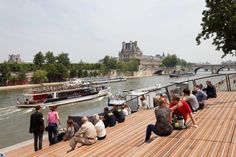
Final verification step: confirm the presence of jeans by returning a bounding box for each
[145,124,158,141]
[34,132,43,151]
[48,123,58,145]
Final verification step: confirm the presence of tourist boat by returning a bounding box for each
[81,76,127,84]
[169,71,195,78]
[108,83,161,111]
[17,85,110,108]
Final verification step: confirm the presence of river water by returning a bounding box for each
[0,72,229,149]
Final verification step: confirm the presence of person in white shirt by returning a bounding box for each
[183,88,199,112]
[93,114,106,140]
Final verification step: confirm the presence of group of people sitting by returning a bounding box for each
[145,80,217,143]
[30,80,217,152]
[66,104,131,153]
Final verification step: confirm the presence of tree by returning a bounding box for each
[43,64,57,82]
[177,59,187,67]
[8,75,18,85]
[100,55,118,70]
[0,62,10,85]
[54,63,69,81]
[77,69,83,78]
[162,54,178,67]
[69,67,77,78]
[45,51,56,64]
[33,52,45,68]
[196,0,236,57]
[0,62,10,78]
[57,53,70,67]
[31,70,48,84]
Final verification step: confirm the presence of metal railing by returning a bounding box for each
[125,73,236,112]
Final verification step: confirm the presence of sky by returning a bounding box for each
[0,0,235,64]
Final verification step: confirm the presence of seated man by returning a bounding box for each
[93,114,107,140]
[67,116,97,153]
[102,107,116,127]
[145,97,174,142]
[112,106,125,123]
[182,88,199,112]
[194,85,207,109]
[169,94,198,128]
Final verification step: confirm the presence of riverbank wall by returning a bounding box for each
[0,82,64,91]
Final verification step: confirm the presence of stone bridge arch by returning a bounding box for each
[215,66,225,74]
[194,67,211,74]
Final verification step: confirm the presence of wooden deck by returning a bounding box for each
[4,91,236,157]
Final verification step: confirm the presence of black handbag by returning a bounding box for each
[45,126,48,131]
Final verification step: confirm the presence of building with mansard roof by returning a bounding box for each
[118,41,163,70]
[8,54,22,63]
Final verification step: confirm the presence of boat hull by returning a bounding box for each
[17,90,109,108]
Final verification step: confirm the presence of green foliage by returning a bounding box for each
[8,75,18,84]
[100,56,118,70]
[0,62,10,77]
[77,69,83,78]
[31,70,48,84]
[162,54,188,67]
[54,63,69,81]
[33,51,45,68]
[178,59,187,67]
[69,67,77,78]
[57,53,70,67]
[43,63,69,82]
[43,64,57,82]
[18,72,27,81]
[118,59,139,72]
[45,51,56,64]
[162,54,178,67]
[196,0,236,57]
[82,70,88,77]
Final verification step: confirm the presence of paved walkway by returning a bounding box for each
[4,91,236,157]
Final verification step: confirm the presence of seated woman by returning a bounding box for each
[57,119,75,142]
[145,97,173,143]
[203,80,217,99]
[102,107,116,127]
[121,103,131,116]
[169,94,198,128]
[93,114,106,140]
[140,95,148,109]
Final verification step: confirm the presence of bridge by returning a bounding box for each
[153,64,236,74]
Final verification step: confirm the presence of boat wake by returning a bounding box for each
[0,107,21,117]
[23,108,33,113]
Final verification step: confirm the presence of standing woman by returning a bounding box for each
[47,105,61,145]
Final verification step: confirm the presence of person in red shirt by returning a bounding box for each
[169,94,198,128]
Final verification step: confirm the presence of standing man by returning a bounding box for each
[29,105,45,151]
